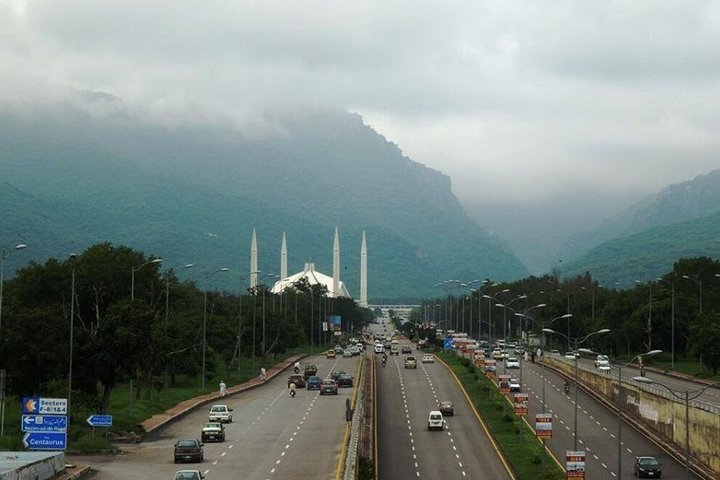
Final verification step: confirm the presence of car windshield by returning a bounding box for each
[177,439,197,447]
[639,458,659,466]
[430,414,442,420]
[322,380,335,385]
[204,423,220,429]
[210,406,226,412]
[175,473,200,480]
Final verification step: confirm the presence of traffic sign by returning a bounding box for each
[443,338,453,350]
[565,450,586,479]
[86,414,113,427]
[22,432,67,450]
[22,397,67,415]
[513,393,529,416]
[535,413,553,439]
[21,415,68,433]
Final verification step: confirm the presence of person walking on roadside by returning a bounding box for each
[219,380,227,397]
[260,367,267,381]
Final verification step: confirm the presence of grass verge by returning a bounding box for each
[438,351,564,480]
[0,349,304,451]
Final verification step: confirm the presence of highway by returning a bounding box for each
[78,353,360,480]
[373,319,513,479]
[516,357,699,479]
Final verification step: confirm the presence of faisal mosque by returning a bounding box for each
[248,227,368,306]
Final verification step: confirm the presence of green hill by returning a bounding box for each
[0,97,528,300]
[560,210,720,285]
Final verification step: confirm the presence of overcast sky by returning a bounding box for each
[2,0,720,256]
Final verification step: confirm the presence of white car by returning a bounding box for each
[595,354,610,369]
[343,349,353,358]
[427,410,445,431]
[208,404,233,423]
[374,344,384,354]
[175,470,205,480]
[565,351,579,360]
[422,354,434,363]
[506,357,520,369]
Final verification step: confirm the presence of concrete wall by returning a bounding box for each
[546,357,720,477]
[0,452,65,480]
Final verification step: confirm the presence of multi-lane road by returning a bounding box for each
[79,354,359,479]
[372,319,513,479]
[72,318,711,479]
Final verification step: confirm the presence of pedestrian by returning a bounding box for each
[260,367,267,381]
[219,380,227,397]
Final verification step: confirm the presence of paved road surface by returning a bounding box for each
[373,321,512,479]
[78,354,360,480]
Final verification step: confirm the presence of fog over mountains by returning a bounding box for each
[0,94,527,301]
[558,168,720,285]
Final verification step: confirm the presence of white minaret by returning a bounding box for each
[332,227,340,296]
[280,232,288,280]
[360,230,368,306]
[250,227,258,289]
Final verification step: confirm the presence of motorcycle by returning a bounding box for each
[289,387,296,398]
[564,382,571,394]
[381,360,386,368]
[640,365,646,377]
[293,366,300,374]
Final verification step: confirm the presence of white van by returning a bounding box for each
[390,340,400,355]
[427,410,445,431]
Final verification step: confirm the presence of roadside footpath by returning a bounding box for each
[61,354,304,479]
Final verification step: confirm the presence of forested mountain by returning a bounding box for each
[559,170,720,285]
[561,169,720,261]
[0,95,528,300]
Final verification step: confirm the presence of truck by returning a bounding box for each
[390,339,400,355]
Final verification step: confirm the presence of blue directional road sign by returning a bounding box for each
[444,338,453,350]
[22,397,67,415]
[22,415,68,433]
[86,415,113,427]
[23,432,67,450]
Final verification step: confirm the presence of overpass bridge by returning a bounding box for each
[367,304,420,319]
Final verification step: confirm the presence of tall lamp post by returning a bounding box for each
[543,327,611,449]
[0,243,28,340]
[164,263,195,389]
[634,377,720,478]
[483,288,509,342]
[635,280,653,350]
[131,258,162,300]
[615,349,662,479]
[202,267,229,390]
[656,276,675,367]
[494,294,527,341]
[681,274,703,314]
[67,254,77,415]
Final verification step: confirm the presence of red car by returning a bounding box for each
[320,379,338,395]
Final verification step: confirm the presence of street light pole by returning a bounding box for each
[164,264,194,389]
[616,350,661,479]
[67,254,76,414]
[682,274,703,314]
[656,277,675,368]
[543,327,611,450]
[0,244,28,341]
[635,377,720,477]
[202,267,229,390]
[131,258,162,301]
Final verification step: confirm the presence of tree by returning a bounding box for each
[689,315,720,375]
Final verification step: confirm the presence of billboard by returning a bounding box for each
[535,413,553,438]
[327,315,342,332]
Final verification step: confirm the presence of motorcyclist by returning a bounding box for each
[381,357,387,368]
[293,361,301,374]
[640,364,646,377]
[564,380,570,393]
[289,381,296,397]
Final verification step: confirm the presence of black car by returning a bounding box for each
[634,456,662,478]
[303,364,318,379]
[330,370,346,381]
[288,374,306,388]
[336,374,354,387]
[174,438,204,463]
